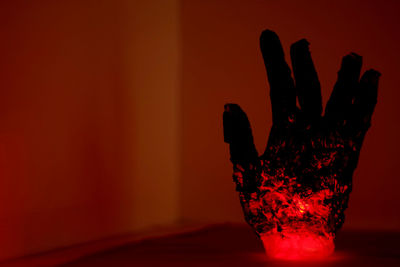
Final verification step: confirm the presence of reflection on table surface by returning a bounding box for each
[62,223,400,267]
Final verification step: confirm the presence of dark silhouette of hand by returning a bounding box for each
[223,30,379,259]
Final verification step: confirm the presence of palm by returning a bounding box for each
[223,30,379,259]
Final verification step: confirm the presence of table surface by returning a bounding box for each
[61,223,400,267]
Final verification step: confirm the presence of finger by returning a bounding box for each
[223,103,259,192]
[324,53,362,125]
[260,30,296,125]
[349,69,380,137]
[223,103,258,162]
[290,39,322,122]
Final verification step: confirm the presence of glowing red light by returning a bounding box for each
[261,232,334,260]
[236,159,349,260]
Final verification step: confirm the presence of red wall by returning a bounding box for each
[181,0,400,230]
[0,0,180,261]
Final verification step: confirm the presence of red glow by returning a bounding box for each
[237,152,350,260]
[261,232,334,260]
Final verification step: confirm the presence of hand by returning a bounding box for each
[223,30,379,259]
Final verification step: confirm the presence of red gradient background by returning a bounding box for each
[0,0,399,262]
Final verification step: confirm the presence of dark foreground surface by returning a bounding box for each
[61,223,399,267]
